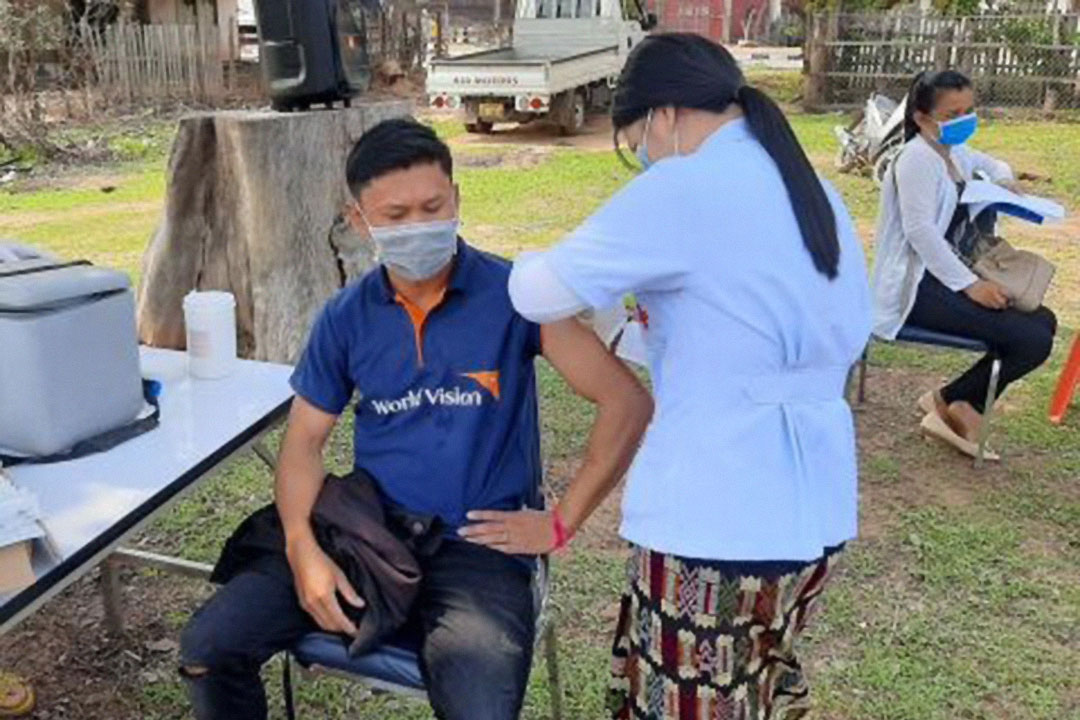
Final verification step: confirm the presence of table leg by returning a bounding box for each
[108,548,213,581]
[101,556,124,635]
[252,440,277,472]
[95,435,279,636]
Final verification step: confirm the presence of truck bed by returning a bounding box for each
[431,45,615,66]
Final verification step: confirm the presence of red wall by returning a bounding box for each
[648,0,770,43]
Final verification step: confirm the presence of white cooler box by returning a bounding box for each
[0,250,143,458]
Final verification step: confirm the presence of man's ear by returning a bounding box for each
[453,183,461,213]
[344,199,369,238]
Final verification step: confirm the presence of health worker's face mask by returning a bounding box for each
[937,112,978,146]
[363,215,460,282]
[634,109,680,172]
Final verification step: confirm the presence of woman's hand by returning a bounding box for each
[964,280,1010,310]
[458,509,556,555]
[997,179,1024,195]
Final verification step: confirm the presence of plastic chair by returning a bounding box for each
[855,325,1001,468]
[1049,333,1080,425]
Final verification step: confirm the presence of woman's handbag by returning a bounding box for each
[948,204,1056,313]
[970,236,1056,313]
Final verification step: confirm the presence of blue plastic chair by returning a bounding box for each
[855,325,1001,467]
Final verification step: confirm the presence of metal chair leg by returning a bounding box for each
[544,622,565,720]
[975,356,1002,469]
[857,348,868,405]
[283,652,297,720]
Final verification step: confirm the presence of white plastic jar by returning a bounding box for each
[183,291,237,379]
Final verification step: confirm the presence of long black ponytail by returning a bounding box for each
[903,70,973,142]
[612,33,840,280]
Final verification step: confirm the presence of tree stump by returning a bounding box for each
[136,101,410,364]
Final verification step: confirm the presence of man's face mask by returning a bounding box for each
[937,112,978,146]
[362,215,460,282]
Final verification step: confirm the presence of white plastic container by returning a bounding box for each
[183,291,237,379]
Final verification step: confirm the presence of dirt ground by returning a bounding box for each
[443,110,618,152]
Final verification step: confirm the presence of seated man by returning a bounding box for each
[178,118,653,720]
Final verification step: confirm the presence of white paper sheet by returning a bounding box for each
[589,303,629,348]
[0,478,45,548]
[961,180,1065,225]
[614,320,649,368]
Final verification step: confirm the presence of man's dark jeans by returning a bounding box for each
[179,540,535,720]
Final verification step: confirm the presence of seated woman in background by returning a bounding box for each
[872,70,1057,459]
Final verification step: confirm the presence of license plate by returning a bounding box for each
[478,102,505,119]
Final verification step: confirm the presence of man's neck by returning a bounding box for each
[388,263,453,311]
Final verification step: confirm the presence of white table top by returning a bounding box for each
[1,347,294,632]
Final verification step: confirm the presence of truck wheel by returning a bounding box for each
[465,121,494,134]
[558,93,586,136]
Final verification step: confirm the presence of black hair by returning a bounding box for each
[345,117,453,197]
[611,33,839,280]
[903,70,973,142]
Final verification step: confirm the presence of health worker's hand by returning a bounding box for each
[458,509,555,555]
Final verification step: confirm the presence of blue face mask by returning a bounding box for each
[633,109,681,172]
[938,112,978,146]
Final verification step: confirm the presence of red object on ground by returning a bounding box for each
[1049,334,1080,425]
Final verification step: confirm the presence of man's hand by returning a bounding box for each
[965,279,1010,310]
[286,534,364,635]
[459,509,555,555]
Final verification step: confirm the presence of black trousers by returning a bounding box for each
[906,273,1057,412]
[179,540,535,720]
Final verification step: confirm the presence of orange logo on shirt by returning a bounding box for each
[462,371,501,400]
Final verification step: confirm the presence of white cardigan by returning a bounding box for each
[871,136,1013,339]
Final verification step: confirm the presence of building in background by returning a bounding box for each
[138,0,244,60]
[646,0,780,45]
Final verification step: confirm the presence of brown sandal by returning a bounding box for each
[920,411,1000,462]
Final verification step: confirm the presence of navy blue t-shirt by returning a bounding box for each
[290,241,543,531]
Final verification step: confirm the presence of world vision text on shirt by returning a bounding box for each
[370,386,487,415]
[369,370,501,415]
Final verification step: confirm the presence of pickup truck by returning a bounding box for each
[426,0,655,134]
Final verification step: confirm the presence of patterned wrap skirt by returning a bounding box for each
[609,545,843,720]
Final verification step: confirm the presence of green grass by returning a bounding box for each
[745,68,806,106]
[4,107,1080,720]
[0,161,166,287]
[458,149,630,254]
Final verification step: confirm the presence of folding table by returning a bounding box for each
[0,348,293,635]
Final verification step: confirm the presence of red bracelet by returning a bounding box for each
[552,507,573,553]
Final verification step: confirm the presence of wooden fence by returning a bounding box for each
[806,11,1080,110]
[81,20,226,107]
